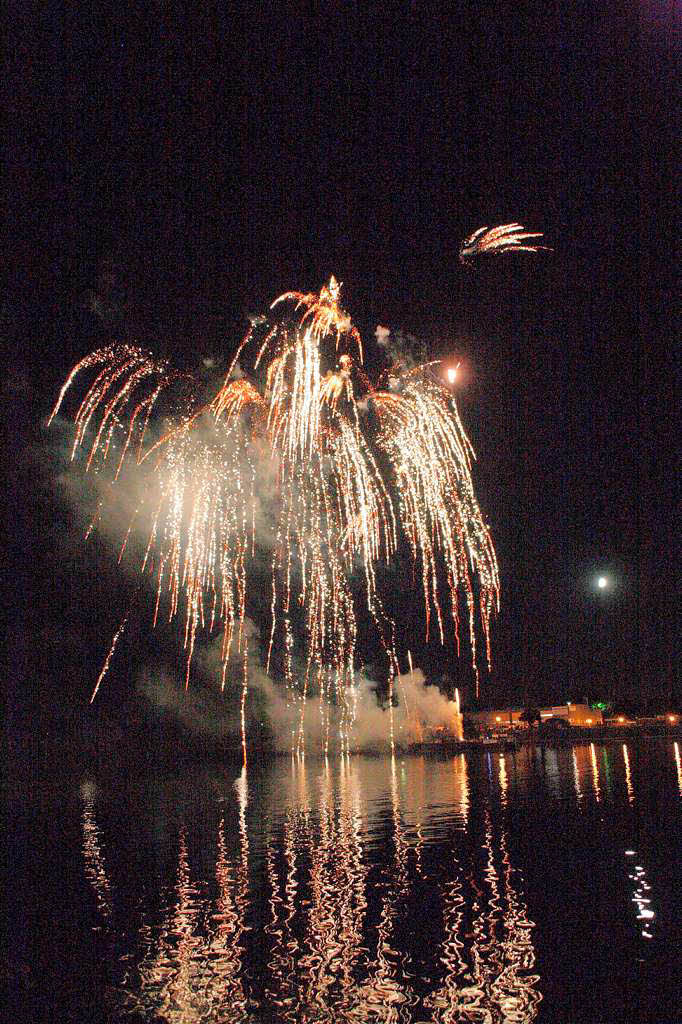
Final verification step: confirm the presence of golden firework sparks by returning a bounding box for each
[53,273,500,742]
[271,276,363,361]
[459,222,551,263]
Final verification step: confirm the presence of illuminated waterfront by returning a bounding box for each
[6,740,681,1023]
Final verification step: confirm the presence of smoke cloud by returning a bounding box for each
[138,618,461,755]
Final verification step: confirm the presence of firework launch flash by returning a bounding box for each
[51,257,518,748]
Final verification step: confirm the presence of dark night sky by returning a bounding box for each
[4,3,679,726]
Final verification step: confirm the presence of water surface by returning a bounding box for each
[7,740,682,1022]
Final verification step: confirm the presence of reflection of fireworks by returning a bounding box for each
[51,274,500,746]
[93,757,540,1021]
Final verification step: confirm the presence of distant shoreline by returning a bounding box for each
[406,723,682,756]
[7,723,680,788]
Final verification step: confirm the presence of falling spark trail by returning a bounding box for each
[90,614,129,704]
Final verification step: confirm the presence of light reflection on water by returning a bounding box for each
[131,825,248,1022]
[73,743,682,1023]
[80,780,113,923]
[624,850,656,940]
[589,742,601,802]
[622,743,635,805]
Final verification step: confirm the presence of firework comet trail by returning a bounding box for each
[459,222,551,263]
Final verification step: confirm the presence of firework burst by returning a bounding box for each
[52,274,501,750]
[459,223,551,263]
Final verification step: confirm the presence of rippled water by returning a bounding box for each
[7,740,682,1022]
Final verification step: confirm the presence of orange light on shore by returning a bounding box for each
[668,715,677,724]
[446,366,458,384]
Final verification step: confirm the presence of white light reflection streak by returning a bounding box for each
[352,756,413,1020]
[265,804,300,1017]
[423,852,467,1020]
[208,817,248,1019]
[264,837,292,1017]
[459,753,470,822]
[129,819,249,1022]
[492,822,542,1020]
[624,851,656,939]
[478,811,504,995]
[622,744,634,804]
[134,828,202,1022]
[674,742,682,797]
[590,743,601,802]
[235,765,249,921]
[80,781,113,922]
[572,749,583,808]
[499,753,508,806]
[413,756,426,877]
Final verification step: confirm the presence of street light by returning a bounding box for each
[597,576,608,589]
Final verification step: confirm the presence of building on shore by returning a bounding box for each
[466,703,603,731]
